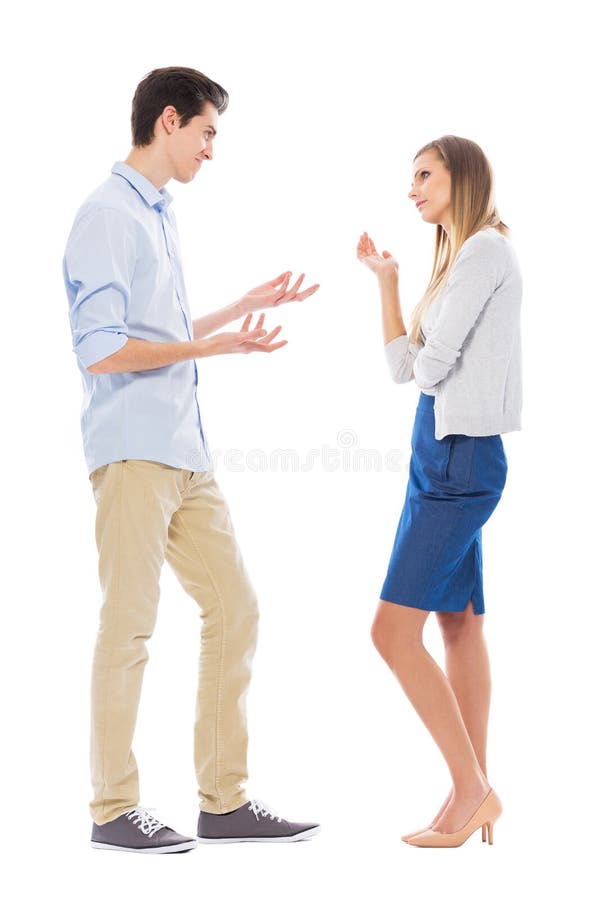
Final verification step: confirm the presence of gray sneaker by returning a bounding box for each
[91,806,197,853]
[197,798,320,843]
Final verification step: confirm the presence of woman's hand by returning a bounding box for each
[238,271,320,315]
[203,313,288,357]
[356,232,399,279]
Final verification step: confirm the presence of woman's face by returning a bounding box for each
[408,151,452,233]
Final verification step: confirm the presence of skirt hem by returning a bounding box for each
[379,592,485,616]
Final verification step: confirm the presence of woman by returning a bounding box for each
[356,135,522,848]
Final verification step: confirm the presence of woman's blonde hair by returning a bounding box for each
[408,135,510,346]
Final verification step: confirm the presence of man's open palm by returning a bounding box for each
[240,271,320,314]
[209,313,288,355]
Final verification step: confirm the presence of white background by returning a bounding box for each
[1,0,597,896]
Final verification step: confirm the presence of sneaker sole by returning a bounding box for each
[196,825,321,843]
[91,839,197,853]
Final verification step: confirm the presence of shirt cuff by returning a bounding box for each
[74,330,129,369]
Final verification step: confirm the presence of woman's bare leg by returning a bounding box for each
[436,599,490,778]
[371,599,489,832]
[420,600,490,828]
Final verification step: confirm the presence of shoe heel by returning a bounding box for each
[482,819,495,845]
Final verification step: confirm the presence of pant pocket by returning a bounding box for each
[89,463,110,484]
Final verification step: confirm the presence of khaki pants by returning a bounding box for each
[88,459,259,825]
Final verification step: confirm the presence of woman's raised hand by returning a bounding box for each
[356,232,399,279]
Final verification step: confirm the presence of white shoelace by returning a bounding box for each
[248,798,282,822]
[125,806,166,836]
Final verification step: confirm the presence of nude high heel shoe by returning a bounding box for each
[401,792,454,842]
[407,788,502,848]
[402,829,427,842]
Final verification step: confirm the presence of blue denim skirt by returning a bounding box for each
[380,392,508,615]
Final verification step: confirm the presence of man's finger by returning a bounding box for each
[259,325,283,342]
[293,284,320,302]
[274,274,307,304]
[240,328,267,340]
[288,273,305,293]
[269,271,292,287]
[275,282,320,304]
[248,339,288,352]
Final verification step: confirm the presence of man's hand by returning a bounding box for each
[202,313,288,357]
[238,270,320,315]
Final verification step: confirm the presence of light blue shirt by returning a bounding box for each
[63,161,212,477]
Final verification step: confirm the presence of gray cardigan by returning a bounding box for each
[384,227,523,440]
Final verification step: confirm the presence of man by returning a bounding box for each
[62,66,321,854]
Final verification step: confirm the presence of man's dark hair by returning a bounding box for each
[131,66,229,147]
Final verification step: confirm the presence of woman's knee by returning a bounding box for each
[370,614,387,655]
[371,600,426,660]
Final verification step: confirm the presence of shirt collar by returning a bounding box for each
[111,161,173,212]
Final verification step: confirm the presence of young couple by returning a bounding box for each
[62,66,522,853]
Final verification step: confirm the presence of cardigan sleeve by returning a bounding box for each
[384,333,421,383]
[412,232,507,391]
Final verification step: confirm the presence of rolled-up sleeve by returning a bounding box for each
[384,334,420,383]
[63,205,134,369]
[413,232,506,391]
